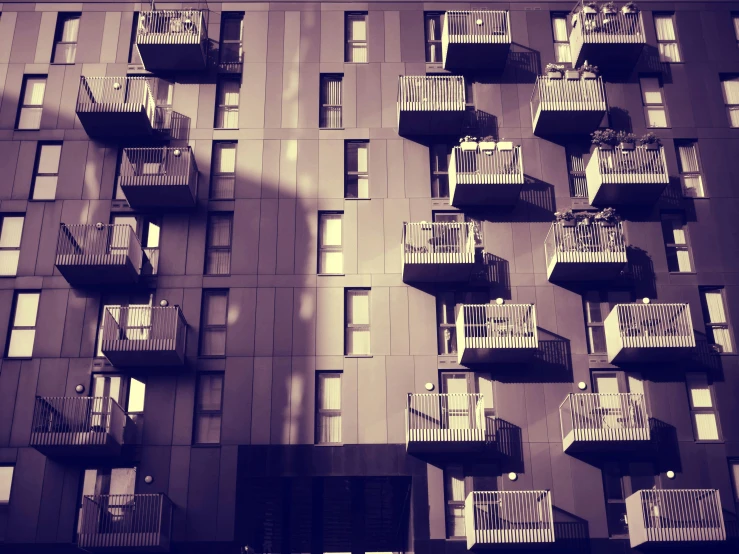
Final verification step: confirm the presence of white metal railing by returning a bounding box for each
[406,393,487,444]
[626,489,726,544]
[397,76,466,112]
[544,222,627,268]
[101,306,187,356]
[77,76,157,125]
[457,304,538,351]
[606,303,695,350]
[449,147,524,185]
[559,393,650,444]
[136,10,206,45]
[588,146,669,185]
[56,224,143,272]
[119,147,197,189]
[402,222,476,266]
[531,76,607,119]
[571,10,646,44]
[443,11,511,44]
[465,491,555,545]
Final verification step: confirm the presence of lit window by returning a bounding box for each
[654,14,681,62]
[345,141,369,198]
[6,292,40,358]
[315,372,342,444]
[675,140,704,197]
[345,12,367,62]
[319,74,343,129]
[661,214,692,272]
[0,215,24,277]
[640,76,668,128]
[31,143,62,200]
[52,13,80,63]
[0,466,15,504]
[700,288,733,354]
[551,14,571,63]
[318,212,343,274]
[205,214,232,275]
[200,290,228,356]
[215,78,240,129]
[345,289,370,355]
[210,142,236,199]
[425,12,443,63]
[17,76,46,130]
[720,75,739,128]
[194,373,224,444]
[686,374,720,441]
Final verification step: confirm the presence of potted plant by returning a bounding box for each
[555,209,577,227]
[639,132,661,151]
[579,61,599,79]
[594,207,619,226]
[583,2,599,14]
[591,129,618,150]
[576,212,593,226]
[497,138,513,151]
[546,63,565,79]
[459,136,478,152]
[617,131,637,151]
[601,2,616,14]
[565,67,580,80]
[622,1,638,14]
[479,135,497,153]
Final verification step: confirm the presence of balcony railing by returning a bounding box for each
[406,393,488,452]
[136,10,208,71]
[625,489,726,547]
[102,306,187,367]
[569,9,646,66]
[544,222,627,281]
[559,393,650,452]
[586,146,669,205]
[397,76,466,135]
[456,304,538,364]
[465,490,555,548]
[442,11,511,69]
[30,396,130,457]
[56,224,143,286]
[604,303,695,363]
[402,222,476,282]
[531,76,607,135]
[449,146,524,205]
[119,147,198,208]
[78,493,173,551]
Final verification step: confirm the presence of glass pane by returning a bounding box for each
[14,293,40,326]
[712,327,733,353]
[734,16,739,40]
[319,251,343,274]
[8,329,36,357]
[640,78,662,104]
[0,466,14,503]
[320,214,342,247]
[443,375,469,395]
[53,43,76,64]
[605,502,628,536]
[728,107,739,128]
[586,299,603,323]
[109,468,136,496]
[198,374,224,411]
[0,251,20,277]
[681,175,703,197]
[32,176,57,201]
[24,79,46,106]
[589,326,607,353]
[214,143,236,173]
[208,215,232,247]
[221,15,243,41]
[654,16,676,40]
[659,42,681,63]
[552,16,569,41]
[704,290,727,324]
[216,107,239,129]
[675,247,692,272]
[554,42,572,63]
[145,222,160,248]
[445,467,465,502]
[128,378,146,412]
[317,413,342,443]
[344,175,369,198]
[206,251,231,275]
[18,107,42,130]
[60,15,81,42]
[0,217,24,248]
[731,462,739,501]
[348,16,367,41]
[38,144,62,174]
[220,42,242,64]
[201,329,226,356]
[347,43,367,63]
[195,413,222,443]
[694,413,719,440]
[92,375,121,401]
[595,376,621,394]
[346,328,370,355]
[690,385,713,408]
[723,78,739,104]
[426,14,442,41]
[347,291,369,324]
[318,373,341,409]
[204,292,228,326]
[646,106,668,128]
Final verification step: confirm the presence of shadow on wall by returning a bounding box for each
[465,110,498,137]
[493,418,523,472]
[504,45,541,84]
[552,508,591,554]
[637,44,673,82]
[608,106,632,133]
[625,246,657,299]
[520,175,557,221]
[471,252,511,299]
[649,418,682,473]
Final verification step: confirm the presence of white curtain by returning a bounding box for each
[552,16,569,41]
[61,15,80,42]
[317,373,342,443]
[678,142,703,196]
[722,77,739,127]
[704,290,732,352]
[206,215,232,274]
[320,76,343,128]
[694,413,719,440]
[654,16,676,40]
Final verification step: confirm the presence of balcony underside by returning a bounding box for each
[31,433,122,459]
[119,180,197,209]
[533,108,606,136]
[77,108,155,139]
[547,259,627,282]
[571,42,644,69]
[56,257,141,286]
[608,345,695,364]
[136,42,207,72]
[458,345,537,364]
[402,261,474,283]
[407,429,487,453]
[588,181,668,206]
[78,533,169,553]
[397,110,466,136]
[468,530,555,549]
[443,43,510,70]
[562,430,651,453]
[451,182,523,206]
[102,341,185,368]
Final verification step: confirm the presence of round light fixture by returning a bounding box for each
[144,475,154,484]
[476,19,484,26]
[173,149,182,157]
[666,470,675,479]
[495,298,505,305]
[642,297,651,304]
[75,384,85,394]
[577,381,587,391]
[95,222,105,230]
[425,382,435,391]
[113,82,121,90]
[508,472,518,481]
[159,299,169,307]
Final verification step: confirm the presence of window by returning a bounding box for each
[92,374,146,414]
[219,12,244,67]
[566,144,588,197]
[345,289,370,355]
[318,212,343,274]
[583,291,631,354]
[433,211,483,248]
[200,290,228,356]
[78,467,136,534]
[16,76,46,130]
[640,76,668,128]
[210,142,236,199]
[205,214,232,275]
[345,12,367,62]
[675,140,704,197]
[345,141,369,198]
[551,14,571,63]
[444,466,468,538]
[52,13,80,63]
[686,374,721,441]
[425,12,443,63]
[108,215,160,275]
[720,75,739,128]
[730,459,739,504]
[194,373,224,444]
[31,143,62,200]
[0,466,13,504]
[661,213,692,272]
[315,372,342,444]
[95,293,152,357]
[654,14,681,62]
[430,143,452,198]
[734,14,739,47]
[129,13,142,64]
[319,74,343,129]
[601,462,655,537]
[0,215,24,277]
[700,288,733,353]
[437,291,489,355]
[215,77,239,129]
[6,291,40,358]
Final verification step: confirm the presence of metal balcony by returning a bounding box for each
[544,222,627,282]
[559,393,650,452]
[569,9,646,67]
[531,76,607,135]
[449,146,524,206]
[119,147,198,209]
[101,306,187,368]
[77,77,168,138]
[30,396,132,458]
[402,222,476,282]
[405,393,489,453]
[604,303,695,363]
[456,304,538,364]
[586,146,670,206]
[442,10,511,69]
[625,489,726,548]
[465,490,555,548]
[78,493,173,552]
[397,76,466,135]
[135,10,208,71]
[56,224,143,286]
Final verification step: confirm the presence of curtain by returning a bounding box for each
[694,413,719,440]
[320,76,342,128]
[552,16,568,41]
[677,143,699,172]
[659,42,681,63]
[25,78,46,106]
[704,291,726,324]
[317,373,342,443]
[206,215,232,274]
[61,15,80,42]
[654,16,675,41]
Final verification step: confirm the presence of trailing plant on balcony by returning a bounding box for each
[459,135,478,151]
[622,2,639,14]
[546,63,565,79]
[593,207,620,226]
[479,135,497,152]
[583,2,599,14]
[591,129,619,149]
[554,209,577,227]
[601,2,617,14]
[638,132,661,150]
[579,62,599,79]
[617,131,637,150]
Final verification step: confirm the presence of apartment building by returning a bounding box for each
[0,1,739,553]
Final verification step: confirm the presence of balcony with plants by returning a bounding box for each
[135,9,208,71]
[531,63,607,135]
[449,137,524,205]
[441,10,511,69]
[586,130,669,205]
[569,2,646,67]
[118,147,198,209]
[402,221,477,282]
[397,75,466,135]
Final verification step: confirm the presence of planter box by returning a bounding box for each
[563,219,577,227]
[644,143,660,151]
[497,141,513,151]
[460,142,478,152]
[620,142,636,151]
[598,144,614,150]
[479,142,496,152]
[602,8,617,15]
[582,71,597,79]
[583,7,597,14]
[622,7,638,14]
[565,69,580,80]
[547,71,563,79]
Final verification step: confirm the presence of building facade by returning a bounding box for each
[0,0,739,553]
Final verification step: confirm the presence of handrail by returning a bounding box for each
[406,393,488,443]
[610,303,695,349]
[571,9,646,44]
[443,10,511,44]
[136,9,206,45]
[402,222,476,266]
[450,147,524,185]
[530,76,607,121]
[544,221,627,268]
[102,306,187,356]
[591,146,669,184]
[30,396,127,447]
[397,76,466,112]
[559,393,649,443]
[119,147,197,188]
[465,490,555,544]
[77,76,160,128]
[457,304,538,350]
[56,224,143,273]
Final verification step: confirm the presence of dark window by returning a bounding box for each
[315,372,342,443]
[200,290,228,356]
[345,141,369,198]
[565,144,588,198]
[425,12,443,63]
[194,373,224,444]
[31,143,62,200]
[320,74,343,129]
[210,142,236,199]
[430,143,452,198]
[52,13,80,63]
[205,214,233,275]
[219,12,244,67]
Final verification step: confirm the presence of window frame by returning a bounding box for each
[345,288,370,356]
[214,76,240,129]
[315,371,342,445]
[733,14,739,48]
[424,11,444,63]
[430,143,453,199]
[686,373,722,442]
[52,12,81,64]
[344,140,370,199]
[0,465,14,505]
[653,12,682,63]
[0,214,24,278]
[699,287,734,354]
[551,13,572,64]
[660,212,693,273]
[319,74,343,129]
[199,290,229,358]
[345,12,368,63]
[31,142,63,201]
[193,372,225,445]
[639,75,669,129]
[317,211,344,275]
[674,139,705,198]
[729,458,739,507]
[219,12,244,68]
[565,143,588,198]
[5,291,41,359]
[720,74,739,128]
[444,465,469,539]
[95,292,153,358]
[204,213,233,276]
[210,142,237,200]
[16,75,47,131]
